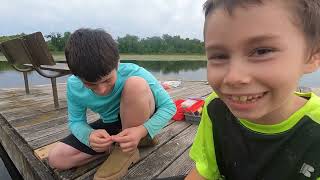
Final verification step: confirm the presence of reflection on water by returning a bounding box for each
[0,60,320,88]
[0,61,11,71]
[124,60,207,73]
[0,158,11,180]
[0,60,208,88]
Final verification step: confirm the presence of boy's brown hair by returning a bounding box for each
[203,0,320,55]
[65,28,120,82]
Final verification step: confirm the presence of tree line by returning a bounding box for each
[0,34,25,43]
[0,32,205,54]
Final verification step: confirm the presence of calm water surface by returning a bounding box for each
[0,60,319,88]
[0,158,11,180]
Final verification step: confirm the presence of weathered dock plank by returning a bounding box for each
[1,101,67,122]
[157,148,194,179]
[123,125,197,180]
[0,114,55,180]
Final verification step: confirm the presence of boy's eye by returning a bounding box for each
[103,79,111,83]
[250,48,276,57]
[84,83,95,88]
[208,53,229,61]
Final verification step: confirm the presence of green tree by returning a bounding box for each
[1,32,205,54]
[45,32,71,51]
[0,33,25,43]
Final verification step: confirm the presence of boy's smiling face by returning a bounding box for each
[205,1,320,124]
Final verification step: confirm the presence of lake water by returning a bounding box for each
[0,60,320,88]
[0,158,11,180]
[0,60,320,179]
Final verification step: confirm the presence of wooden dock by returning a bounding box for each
[0,81,213,180]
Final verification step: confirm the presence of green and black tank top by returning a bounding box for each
[189,92,320,180]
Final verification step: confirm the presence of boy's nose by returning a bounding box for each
[223,62,251,86]
[95,84,109,95]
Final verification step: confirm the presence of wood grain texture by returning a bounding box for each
[123,125,198,180]
[157,148,194,178]
[34,142,59,160]
[0,114,55,180]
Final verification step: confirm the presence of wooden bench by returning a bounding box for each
[0,32,70,108]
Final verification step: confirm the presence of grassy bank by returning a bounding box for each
[0,53,206,62]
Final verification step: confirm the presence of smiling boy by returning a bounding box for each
[187,0,320,180]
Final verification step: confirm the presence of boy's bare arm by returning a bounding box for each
[185,168,206,180]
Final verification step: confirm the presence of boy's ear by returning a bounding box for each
[304,51,320,74]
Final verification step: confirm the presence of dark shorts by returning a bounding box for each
[61,119,122,155]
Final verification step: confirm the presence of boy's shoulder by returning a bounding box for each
[67,75,82,84]
[118,63,141,76]
[67,75,84,90]
[118,63,140,71]
[118,63,156,81]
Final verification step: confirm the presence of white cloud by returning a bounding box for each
[0,0,206,40]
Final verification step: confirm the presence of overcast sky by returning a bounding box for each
[0,0,207,40]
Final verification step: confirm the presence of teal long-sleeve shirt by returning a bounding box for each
[67,63,177,147]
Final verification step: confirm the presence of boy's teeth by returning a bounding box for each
[239,96,247,102]
[230,93,264,103]
[232,96,239,101]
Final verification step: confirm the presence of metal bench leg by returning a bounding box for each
[22,72,30,94]
[50,78,59,108]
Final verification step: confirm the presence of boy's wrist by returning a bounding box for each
[137,125,148,138]
[88,130,95,147]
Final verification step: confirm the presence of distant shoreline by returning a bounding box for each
[0,53,207,62]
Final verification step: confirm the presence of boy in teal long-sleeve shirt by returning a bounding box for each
[48,28,176,179]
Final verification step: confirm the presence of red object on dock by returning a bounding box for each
[172,99,185,121]
[172,99,205,121]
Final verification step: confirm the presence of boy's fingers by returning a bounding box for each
[117,129,129,137]
[90,142,109,148]
[93,136,112,144]
[91,141,113,149]
[95,130,111,139]
[111,130,129,142]
[112,135,131,143]
[101,130,111,139]
[119,142,133,149]
[104,141,113,147]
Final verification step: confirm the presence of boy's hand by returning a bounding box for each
[89,129,113,152]
[111,125,148,152]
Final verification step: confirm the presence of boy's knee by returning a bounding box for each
[123,76,151,96]
[121,76,155,116]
